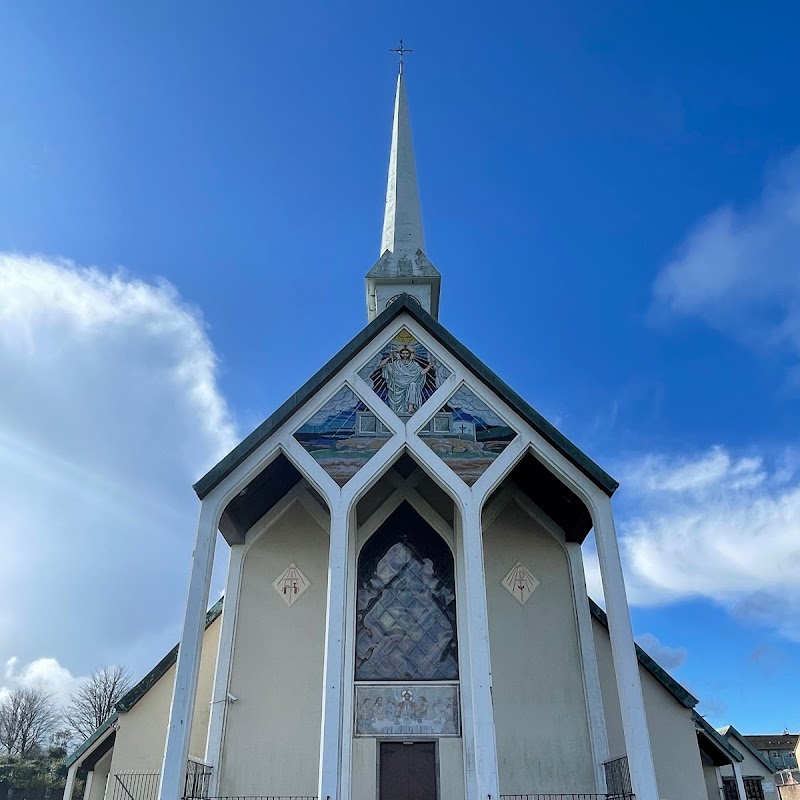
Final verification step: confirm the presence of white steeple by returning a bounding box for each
[366,55,441,322]
[380,69,425,257]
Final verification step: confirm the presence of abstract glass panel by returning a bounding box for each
[294,386,390,486]
[356,504,458,681]
[419,385,516,485]
[358,329,450,416]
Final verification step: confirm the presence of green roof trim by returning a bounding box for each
[588,598,698,709]
[194,295,617,500]
[66,598,224,767]
[65,711,117,768]
[693,711,743,763]
[717,725,776,772]
[116,597,223,713]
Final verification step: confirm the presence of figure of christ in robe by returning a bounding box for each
[379,345,434,414]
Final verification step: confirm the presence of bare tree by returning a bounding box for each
[64,665,132,740]
[0,686,60,757]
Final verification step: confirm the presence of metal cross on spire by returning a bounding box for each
[390,38,413,73]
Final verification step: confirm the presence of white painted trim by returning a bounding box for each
[733,762,747,800]
[62,763,78,800]
[204,544,244,792]
[566,542,609,791]
[459,500,500,800]
[159,501,218,800]
[317,504,350,800]
[592,494,659,800]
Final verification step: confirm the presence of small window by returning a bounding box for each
[434,414,452,433]
[359,413,378,433]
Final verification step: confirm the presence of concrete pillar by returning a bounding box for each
[733,762,747,800]
[317,504,349,800]
[566,542,609,791]
[592,494,659,800]
[460,501,500,800]
[159,501,218,800]
[62,764,79,800]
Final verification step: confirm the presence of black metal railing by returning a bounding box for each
[111,772,160,800]
[184,762,214,800]
[603,755,633,797]
[500,794,634,800]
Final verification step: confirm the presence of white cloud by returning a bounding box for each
[0,254,237,680]
[634,633,687,671]
[653,148,800,361]
[610,446,800,641]
[1,657,85,705]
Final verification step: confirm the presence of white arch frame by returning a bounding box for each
[158,311,659,800]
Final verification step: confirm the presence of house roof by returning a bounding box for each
[64,712,118,768]
[194,295,618,502]
[693,711,743,765]
[66,598,224,768]
[588,598,698,710]
[745,734,799,752]
[718,726,778,772]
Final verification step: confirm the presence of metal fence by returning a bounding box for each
[183,762,213,800]
[500,795,634,800]
[108,761,213,800]
[110,773,160,800]
[603,756,633,797]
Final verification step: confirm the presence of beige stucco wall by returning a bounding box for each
[108,612,222,776]
[219,501,328,796]
[719,732,778,800]
[703,764,722,800]
[593,617,706,800]
[438,738,465,800]
[484,500,594,794]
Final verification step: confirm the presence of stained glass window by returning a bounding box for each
[355,503,458,681]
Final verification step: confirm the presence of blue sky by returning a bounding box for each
[1,1,799,734]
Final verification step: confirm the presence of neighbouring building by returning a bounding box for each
[745,735,799,773]
[717,727,780,800]
[63,60,775,800]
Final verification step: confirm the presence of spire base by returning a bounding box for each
[366,249,441,321]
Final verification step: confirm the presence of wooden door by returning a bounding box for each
[379,741,437,800]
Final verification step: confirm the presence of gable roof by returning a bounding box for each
[194,295,617,501]
[694,711,743,765]
[588,598,698,709]
[718,725,779,772]
[65,598,224,768]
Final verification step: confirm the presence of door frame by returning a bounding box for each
[377,739,440,800]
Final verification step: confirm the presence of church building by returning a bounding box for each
[64,61,765,800]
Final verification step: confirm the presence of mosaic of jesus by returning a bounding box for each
[359,331,450,414]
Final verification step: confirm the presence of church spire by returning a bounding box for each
[380,57,425,256]
[366,49,441,322]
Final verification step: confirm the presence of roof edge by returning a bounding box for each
[589,598,698,709]
[116,597,223,713]
[194,295,617,500]
[694,711,744,763]
[718,725,778,772]
[65,712,118,768]
[67,598,224,767]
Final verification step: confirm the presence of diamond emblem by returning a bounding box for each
[273,563,310,607]
[501,562,539,605]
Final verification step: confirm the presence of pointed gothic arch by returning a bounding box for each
[355,502,458,682]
